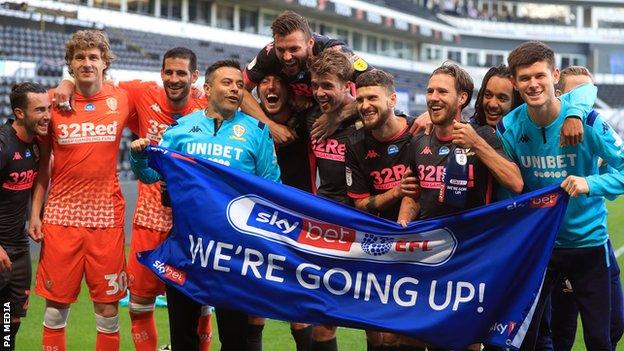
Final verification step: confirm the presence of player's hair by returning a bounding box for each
[65,30,115,76]
[557,65,593,91]
[271,10,312,39]
[309,50,353,84]
[507,41,555,76]
[431,63,474,110]
[205,59,241,83]
[473,65,522,126]
[162,47,198,72]
[355,69,395,94]
[10,82,47,112]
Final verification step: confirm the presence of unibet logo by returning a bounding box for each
[57,121,118,144]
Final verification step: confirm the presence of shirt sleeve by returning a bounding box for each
[584,114,624,197]
[560,83,597,120]
[242,43,277,87]
[0,137,8,171]
[345,137,370,199]
[496,120,519,164]
[255,123,281,183]
[478,125,513,162]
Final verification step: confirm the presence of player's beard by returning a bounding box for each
[165,83,191,103]
[362,106,391,131]
[429,103,458,127]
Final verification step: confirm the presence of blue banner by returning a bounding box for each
[138,146,569,350]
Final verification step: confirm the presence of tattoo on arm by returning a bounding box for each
[365,195,377,213]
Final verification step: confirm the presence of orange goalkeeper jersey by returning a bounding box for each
[120,80,206,232]
[43,85,136,228]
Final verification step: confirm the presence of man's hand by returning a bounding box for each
[28,217,43,242]
[560,117,583,147]
[452,121,481,148]
[269,123,297,145]
[311,113,340,143]
[131,138,151,153]
[0,247,11,272]
[409,111,433,136]
[561,175,589,197]
[53,79,75,111]
[400,168,420,198]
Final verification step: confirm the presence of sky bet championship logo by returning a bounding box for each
[226,195,457,266]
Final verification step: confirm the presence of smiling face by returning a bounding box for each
[311,73,349,115]
[204,66,244,118]
[482,76,515,127]
[69,48,107,86]
[426,73,466,126]
[356,85,396,130]
[258,75,287,116]
[274,30,314,77]
[161,57,199,105]
[512,60,559,109]
[14,92,51,138]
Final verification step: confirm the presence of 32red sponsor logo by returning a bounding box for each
[297,219,356,251]
[530,193,559,208]
[313,139,345,156]
[370,165,406,189]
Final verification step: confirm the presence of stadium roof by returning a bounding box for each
[503,0,624,7]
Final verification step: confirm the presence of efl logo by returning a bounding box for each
[530,193,559,208]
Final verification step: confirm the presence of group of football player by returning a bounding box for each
[1,8,623,351]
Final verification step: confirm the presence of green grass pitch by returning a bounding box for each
[16,196,624,350]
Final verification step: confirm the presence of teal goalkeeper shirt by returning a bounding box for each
[130,109,281,183]
[497,99,624,248]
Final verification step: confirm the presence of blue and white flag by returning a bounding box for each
[138,146,569,350]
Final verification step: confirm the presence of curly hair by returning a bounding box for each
[65,30,115,76]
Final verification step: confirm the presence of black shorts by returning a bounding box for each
[0,249,31,318]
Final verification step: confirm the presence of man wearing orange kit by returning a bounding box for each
[54,46,213,350]
[120,48,212,351]
[29,30,135,351]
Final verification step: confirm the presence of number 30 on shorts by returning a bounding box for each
[105,272,128,295]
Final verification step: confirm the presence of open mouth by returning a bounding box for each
[226,96,239,103]
[429,105,444,113]
[361,109,376,118]
[266,94,279,104]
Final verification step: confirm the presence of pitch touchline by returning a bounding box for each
[616,244,624,258]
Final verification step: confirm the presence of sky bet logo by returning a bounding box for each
[152,260,186,285]
[248,202,356,251]
[227,195,457,265]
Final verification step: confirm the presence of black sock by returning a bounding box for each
[291,325,313,351]
[246,324,264,351]
[311,337,338,351]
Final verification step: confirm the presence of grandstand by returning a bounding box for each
[1,0,623,166]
